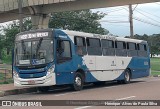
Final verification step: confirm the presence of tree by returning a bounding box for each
[49,10,109,35]
[150,46,159,58]
[0,10,109,62]
[126,34,160,57]
[0,34,4,62]
[23,18,32,31]
[2,21,19,55]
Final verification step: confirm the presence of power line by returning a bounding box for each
[104,15,128,17]
[135,9,160,24]
[121,5,160,28]
[99,20,129,23]
[133,17,160,28]
[106,8,125,14]
[102,23,129,27]
[132,4,138,11]
[135,8,160,19]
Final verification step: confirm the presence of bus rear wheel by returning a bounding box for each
[72,73,84,91]
[123,69,131,84]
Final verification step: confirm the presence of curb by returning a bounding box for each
[153,75,160,77]
[0,87,37,97]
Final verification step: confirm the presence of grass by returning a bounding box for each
[0,73,13,84]
[2,56,12,65]
[151,71,160,76]
[151,57,160,76]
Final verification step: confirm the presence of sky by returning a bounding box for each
[92,2,160,37]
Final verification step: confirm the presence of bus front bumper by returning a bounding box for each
[14,73,56,87]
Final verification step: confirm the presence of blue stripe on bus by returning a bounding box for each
[55,29,150,84]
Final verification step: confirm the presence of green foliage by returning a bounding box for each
[0,73,13,85]
[49,10,109,35]
[0,10,109,63]
[3,23,19,52]
[0,35,3,60]
[23,18,32,31]
[151,58,160,76]
[151,58,160,71]
[126,34,160,57]
[1,50,12,64]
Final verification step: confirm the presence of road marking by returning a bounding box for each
[74,96,136,109]
[54,92,79,96]
[116,96,136,100]
[75,106,92,109]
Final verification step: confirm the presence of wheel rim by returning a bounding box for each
[75,76,82,86]
[125,71,130,82]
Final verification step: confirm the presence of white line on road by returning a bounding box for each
[74,96,136,109]
[75,106,92,109]
[116,96,136,100]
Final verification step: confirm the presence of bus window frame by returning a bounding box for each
[74,36,87,56]
[86,37,102,56]
[56,38,72,64]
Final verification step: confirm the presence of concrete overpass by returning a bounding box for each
[0,0,160,29]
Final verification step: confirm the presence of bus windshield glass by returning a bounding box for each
[15,39,53,65]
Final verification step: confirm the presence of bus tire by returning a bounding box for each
[72,72,84,91]
[123,69,131,84]
[38,86,50,92]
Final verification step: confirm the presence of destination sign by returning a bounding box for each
[17,32,49,40]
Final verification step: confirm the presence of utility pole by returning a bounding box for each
[129,4,134,38]
[18,0,23,32]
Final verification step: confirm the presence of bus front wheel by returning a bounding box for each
[123,69,131,84]
[72,73,84,91]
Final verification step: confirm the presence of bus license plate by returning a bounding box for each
[28,80,35,85]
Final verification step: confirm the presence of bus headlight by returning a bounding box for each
[46,65,54,76]
[13,70,19,78]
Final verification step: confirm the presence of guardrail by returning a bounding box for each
[0,68,13,84]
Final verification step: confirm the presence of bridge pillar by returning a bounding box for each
[28,6,50,29]
[31,14,50,29]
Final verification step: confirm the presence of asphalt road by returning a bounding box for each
[0,77,160,109]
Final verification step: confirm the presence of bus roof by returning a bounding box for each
[15,29,148,44]
[61,29,148,44]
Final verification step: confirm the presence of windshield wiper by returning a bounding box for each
[21,40,26,55]
[36,38,43,57]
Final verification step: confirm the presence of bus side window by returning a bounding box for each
[137,44,147,57]
[101,39,115,56]
[57,39,72,63]
[86,38,102,56]
[74,36,87,56]
[127,42,137,57]
[115,41,127,56]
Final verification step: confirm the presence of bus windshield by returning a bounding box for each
[15,39,53,66]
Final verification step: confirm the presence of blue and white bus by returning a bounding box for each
[13,29,150,91]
